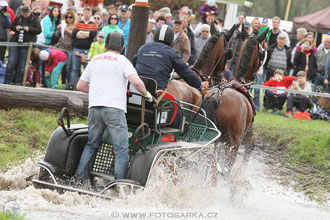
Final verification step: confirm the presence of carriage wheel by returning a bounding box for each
[202,154,217,187]
[156,159,178,186]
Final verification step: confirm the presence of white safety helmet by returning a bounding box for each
[39,50,50,61]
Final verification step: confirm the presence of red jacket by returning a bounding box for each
[8,7,15,24]
[263,76,296,94]
[45,48,67,73]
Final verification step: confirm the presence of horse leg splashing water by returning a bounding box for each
[197,29,269,175]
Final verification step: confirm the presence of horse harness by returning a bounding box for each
[212,78,256,122]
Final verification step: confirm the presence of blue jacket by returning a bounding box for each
[325,56,330,80]
[118,17,130,47]
[132,42,202,90]
[42,15,57,45]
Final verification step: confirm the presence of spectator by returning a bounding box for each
[237,12,246,25]
[193,13,218,37]
[76,7,83,22]
[226,17,249,80]
[179,15,197,65]
[172,18,190,64]
[159,7,172,26]
[26,47,41,87]
[101,13,123,41]
[146,18,155,43]
[293,39,317,82]
[8,0,21,13]
[285,71,313,117]
[253,47,267,111]
[156,15,166,28]
[106,4,117,16]
[268,16,290,48]
[98,9,108,30]
[4,0,15,24]
[37,5,61,45]
[258,17,270,41]
[39,48,67,88]
[69,6,97,89]
[15,0,31,16]
[31,5,42,20]
[315,36,330,90]
[295,32,317,56]
[39,0,49,17]
[0,0,11,62]
[243,21,251,35]
[199,0,219,21]
[67,0,76,11]
[153,10,161,21]
[265,33,291,80]
[31,0,39,8]
[195,24,210,57]
[263,69,296,115]
[251,17,260,36]
[291,28,307,66]
[4,5,41,85]
[93,12,102,31]
[56,9,77,87]
[118,4,130,48]
[88,31,106,59]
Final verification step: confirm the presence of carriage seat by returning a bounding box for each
[126,77,181,135]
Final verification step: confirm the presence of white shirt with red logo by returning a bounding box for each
[80,51,137,112]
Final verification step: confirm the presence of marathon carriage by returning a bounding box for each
[32,77,221,199]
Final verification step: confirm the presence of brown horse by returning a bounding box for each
[167,25,237,105]
[197,30,268,173]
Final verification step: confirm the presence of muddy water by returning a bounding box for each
[0,146,329,220]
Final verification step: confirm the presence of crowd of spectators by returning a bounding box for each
[0,0,329,120]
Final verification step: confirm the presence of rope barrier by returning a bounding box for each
[250,85,330,98]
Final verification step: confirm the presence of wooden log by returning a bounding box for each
[0,84,89,115]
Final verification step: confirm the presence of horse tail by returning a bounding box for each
[202,97,220,127]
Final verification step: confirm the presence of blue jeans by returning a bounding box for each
[70,48,88,88]
[77,107,129,180]
[66,52,73,83]
[253,74,264,110]
[4,46,28,85]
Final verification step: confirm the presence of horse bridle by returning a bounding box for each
[191,32,233,83]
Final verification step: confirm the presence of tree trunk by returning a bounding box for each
[0,85,89,115]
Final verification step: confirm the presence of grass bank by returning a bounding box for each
[254,111,330,202]
[0,109,87,170]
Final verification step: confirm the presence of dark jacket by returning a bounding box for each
[132,42,202,90]
[186,26,197,65]
[10,13,41,43]
[265,44,292,73]
[293,51,317,82]
[0,14,11,41]
[72,21,98,49]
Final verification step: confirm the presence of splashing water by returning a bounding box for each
[0,144,329,220]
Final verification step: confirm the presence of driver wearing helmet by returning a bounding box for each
[132,24,204,92]
[75,32,152,184]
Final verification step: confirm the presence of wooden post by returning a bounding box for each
[22,42,33,86]
[126,1,149,61]
[284,0,292,21]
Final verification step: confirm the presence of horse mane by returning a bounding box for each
[235,36,258,79]
[194,31,223,70]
